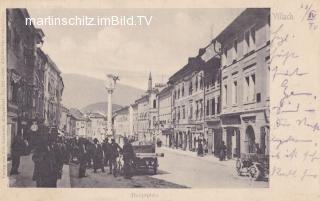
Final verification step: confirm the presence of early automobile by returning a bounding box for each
[131,141,164,175]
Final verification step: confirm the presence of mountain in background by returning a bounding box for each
[81,102,123,114]
[61,73,145,110]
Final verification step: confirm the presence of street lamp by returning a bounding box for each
[105,74,119,138]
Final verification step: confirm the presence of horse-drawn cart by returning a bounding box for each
[236,153,269,180]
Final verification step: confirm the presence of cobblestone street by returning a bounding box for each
[9,148,267,188]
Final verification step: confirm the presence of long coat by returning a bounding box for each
[78,142,88,177]
[11,135,26,157]
[32,144,58,187]
[110,143,122,159]
[102,142,112,158]
[92,144,104,168]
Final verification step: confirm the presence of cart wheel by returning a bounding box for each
[236,159,242,176]
[249,165,261,180]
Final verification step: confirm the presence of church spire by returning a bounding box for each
[148,72,152,92]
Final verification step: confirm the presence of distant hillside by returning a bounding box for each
[61,73,144,109]
[81,102,122,115]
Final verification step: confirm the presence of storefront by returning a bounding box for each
[221,115,241,159]
[186,124,204,152]
[221,110,269,159]
[204,120,222,156]
[160,128,173,147]
[7,107,18,159]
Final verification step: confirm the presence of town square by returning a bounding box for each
[6,8,270,188]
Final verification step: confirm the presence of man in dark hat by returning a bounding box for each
[122,137,135,179]
[32,124,59,187]
[10,131,28,175]
[28,118,39,150]
[102,138,112,168]
[92,138,105,173]
[109,138,122,176]
[78,138,88,178]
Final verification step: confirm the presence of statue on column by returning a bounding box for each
[105,74,119,138]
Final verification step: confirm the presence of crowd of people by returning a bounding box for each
[10,118,136,188]
[70,135,134,179]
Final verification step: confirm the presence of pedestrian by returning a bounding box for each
[52,136,65,179]
[86,140,94,169]
[92,138,105,173]
[71,136,80,162]
[102,138,112,168]
[32,124,59,187]
[109,138,122,176]
[10,131,28,175]
[78,138,88,178]
[28,119,40,150]
[197,140,204,157]
[122,137,135,179]
[47,131,60,187]
[219,141,227,161]
[203,139,208,154]
[64,138,72,164]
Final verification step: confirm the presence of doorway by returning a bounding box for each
[246,125,256,153]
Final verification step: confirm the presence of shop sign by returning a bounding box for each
[221,116,241,125]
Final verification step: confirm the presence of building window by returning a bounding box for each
[153,116,156,126]
[223,84,228,106]
[233,39,238,62]
[189,81,193,95]
[211,98,216,115]
[232,81,238,105]
[189,104,193,120]
[217,96,221,114]
[182,105,185,119]
[153,99,156,108]
[244,74,256,103]
[200,76,203,89]
[199,100,203,119]
[177,106,180,120]
[177,89,180,99]
[182,84,184,97]
[11,83,19,104]
[250,74,256,101]
[244,26,256,55]
[195,77,198,91]
[196,101,199,119]
[206,100,210,116]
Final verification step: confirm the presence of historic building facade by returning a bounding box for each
[169,56,206,151]
[87,112,106,142]
[135,73,159,143]
[6,9,52,156]
[59,105,69,135]
[216,8,270,158]
[44,56,64,128]
[157,85,173,147]
[131,103,139,140]
[113,106,134,144]
[201,45,222,156]
[66,113,76,138]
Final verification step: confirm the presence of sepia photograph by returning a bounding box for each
[6,8,270,188]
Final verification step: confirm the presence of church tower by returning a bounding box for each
[147,72,152,92]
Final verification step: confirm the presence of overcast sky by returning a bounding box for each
[28,8,244,90]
